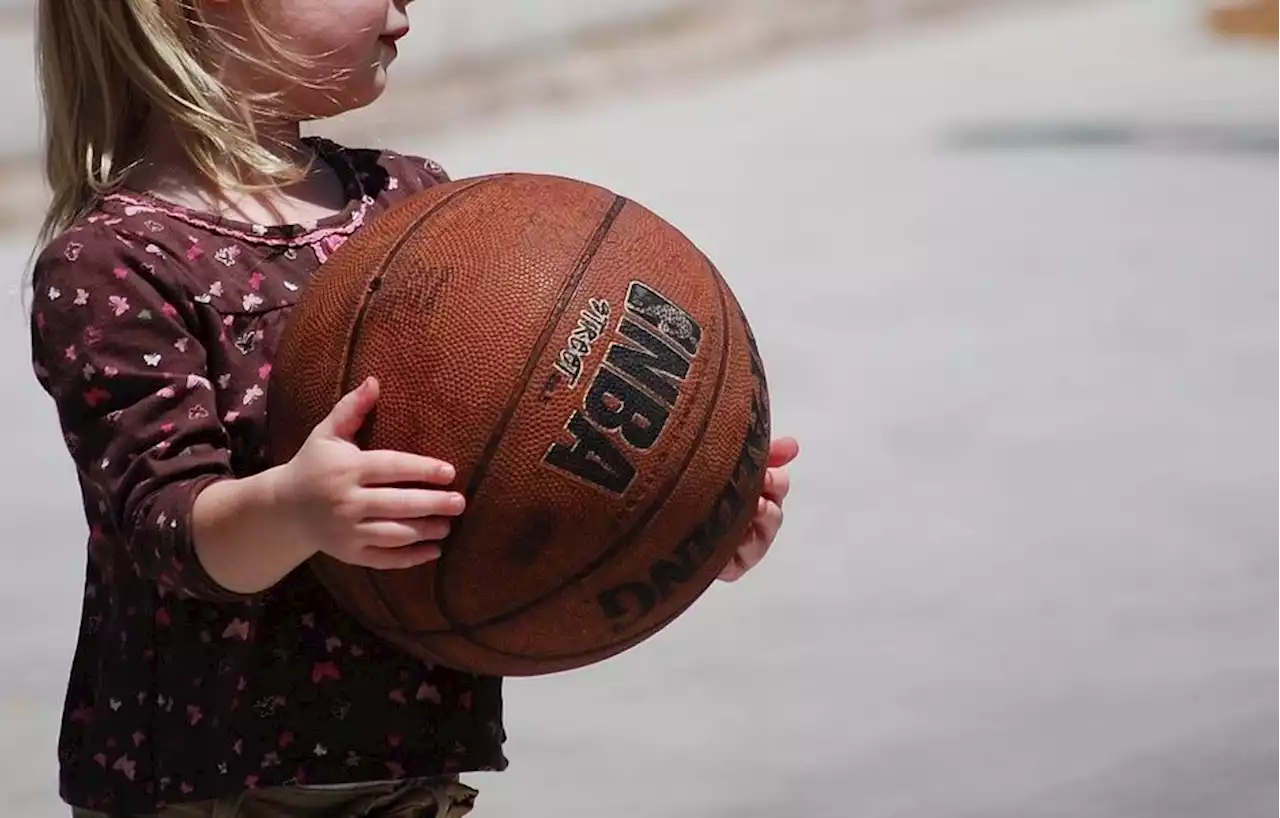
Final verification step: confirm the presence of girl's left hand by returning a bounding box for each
[718,436,800,582]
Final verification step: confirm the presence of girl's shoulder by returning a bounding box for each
[29,202,218,306]
[31,208,174,290]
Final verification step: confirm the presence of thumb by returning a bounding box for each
[315,376,379,441]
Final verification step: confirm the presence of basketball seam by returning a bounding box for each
[337,177,497,406]
[432,193,630,635]
[333,176,500,634]
[436,244,737,662]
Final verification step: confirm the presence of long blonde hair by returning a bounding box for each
[34,0,320,250]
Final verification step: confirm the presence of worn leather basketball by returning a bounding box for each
[266,172,771,676]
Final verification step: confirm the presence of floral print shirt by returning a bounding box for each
[27,138,507,815]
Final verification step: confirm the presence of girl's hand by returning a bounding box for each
[276,376,465,570]
[718,436,799,582]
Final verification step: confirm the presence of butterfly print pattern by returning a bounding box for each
[28,139,505,816]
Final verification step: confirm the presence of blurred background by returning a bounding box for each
[0,0,1276,816]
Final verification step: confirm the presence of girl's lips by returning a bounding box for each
[379,31,405,57]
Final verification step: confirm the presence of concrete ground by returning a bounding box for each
[0,1,1275,816]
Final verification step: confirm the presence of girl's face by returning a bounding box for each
[206,0,412,122]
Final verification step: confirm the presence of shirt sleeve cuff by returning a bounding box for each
[142,473,269,605]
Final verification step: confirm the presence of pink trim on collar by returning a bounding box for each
[102,191,376,249]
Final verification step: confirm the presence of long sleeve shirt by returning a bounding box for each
[27,138,507,816]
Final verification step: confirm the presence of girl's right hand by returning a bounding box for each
[275,376,464,570]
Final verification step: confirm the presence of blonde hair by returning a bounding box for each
[34,0,322,250]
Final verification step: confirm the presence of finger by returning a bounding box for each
[767,436,800,468]
[717,499,782,582]
[355,517,453,549]
[315,376,380,441]
[735,531,773,573]
[749,499,784,554]
[358,449,457,486]
[717,554,749,582]
[762,467,790,505]
[353,487,466,520]
[354,541,443,570]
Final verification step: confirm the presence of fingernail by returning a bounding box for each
[440,464,456,481]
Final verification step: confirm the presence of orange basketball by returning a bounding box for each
[266,172,771,676]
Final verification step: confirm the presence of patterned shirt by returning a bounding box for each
[26,138,508,815]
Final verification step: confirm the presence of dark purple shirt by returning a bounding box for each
[27,138,507,815]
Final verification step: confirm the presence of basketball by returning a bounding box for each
[266,172,771,677]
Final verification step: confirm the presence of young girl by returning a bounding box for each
[27,2,799,816]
